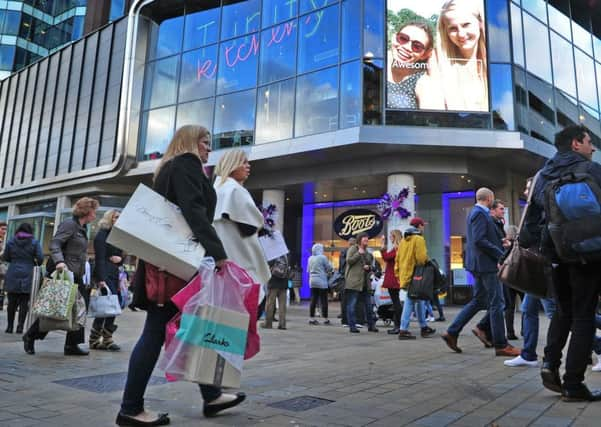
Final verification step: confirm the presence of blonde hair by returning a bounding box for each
[98,209,120,230]
[390,229,403,247]
[214,149,248,186]
[72,197,99,218]
[435,0,488,110]
[153,125,210,181]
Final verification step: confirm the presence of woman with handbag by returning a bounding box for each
[1,223,43,334]
[89,209,122,351]
[118,126,245,427]
[23,197,99,356]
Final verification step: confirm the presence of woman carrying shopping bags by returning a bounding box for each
[23,197,99,356]
[118,126,245,427]
[2,223,43,334]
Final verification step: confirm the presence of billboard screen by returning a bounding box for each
[386,0,489,112]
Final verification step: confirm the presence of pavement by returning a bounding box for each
[1,303,601,427]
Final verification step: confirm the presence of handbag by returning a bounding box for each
[39,291,86,332]
[88,284,122,318]
[498,172,552,299]
[407,262,435,301]
[32,270,78,321]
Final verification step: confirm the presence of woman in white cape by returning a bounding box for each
[213,149,270,287]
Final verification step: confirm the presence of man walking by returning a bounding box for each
[442,188,519,356]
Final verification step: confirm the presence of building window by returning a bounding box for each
[547,0,571,37]
[176,98,215,132]
[522,0,547,23]
[486,0,511,63]
[523,12,552,85]
[1,10,21,35]
[217,34,259,94]
[510,3,524,67]
[262,0,298,28]
[213,88,257,148]
[341,0,361,62]
[140,106,176,160]
[148,14,184,61]
[183,0,221,51]
[143,55,180,110]
[110,0,126,21]
[364,0,384,58]
[179,45,218,103]
[490,64,515,130]
[550,31,576,98]
[340,61,361,128]
[221,0,261,40]
[299,0,337,15]
[574,48,599,112]
[295,66,338,137]
[0,45,16,71]
[259,20,297,85]
[256,78,295,143]
[526,73,555,143]
[298,4,339,73]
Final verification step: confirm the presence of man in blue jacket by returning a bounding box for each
[442,188,520,357]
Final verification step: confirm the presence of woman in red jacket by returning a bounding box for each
[381,229,403,335]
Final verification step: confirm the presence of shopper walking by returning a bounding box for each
[262,255,290,330]
[1,223,43,334]
[307,243,333,325]
[345,233,378,333]
[381,230,402,334]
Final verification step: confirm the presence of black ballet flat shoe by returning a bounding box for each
[64,345,89,356]
[115,412,170,426]
[203,392,246,418]
[22,335,35,355]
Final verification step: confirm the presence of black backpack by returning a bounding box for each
[544,162,601,263]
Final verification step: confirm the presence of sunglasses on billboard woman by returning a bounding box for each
[395,32,426,53]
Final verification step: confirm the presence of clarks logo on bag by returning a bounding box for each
[203,333,230,348]
[334,209,383,239]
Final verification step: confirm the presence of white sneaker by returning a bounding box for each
[426,316,435,322]
[592,359,601,372]
[356,324,364,329]
[504,355,538,367]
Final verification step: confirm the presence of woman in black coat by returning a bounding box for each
[1,223,43,334]
[117,125,245,427]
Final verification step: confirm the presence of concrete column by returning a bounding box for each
[386,174,415,248]
[55,196,71,234]
[262,189,285,234]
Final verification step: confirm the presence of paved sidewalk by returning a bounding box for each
[1,304,601,427]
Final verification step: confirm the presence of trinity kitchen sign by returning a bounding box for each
[333,209,384,240]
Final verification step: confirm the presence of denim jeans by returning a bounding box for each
[346,289,374,330]
[447,272,507,348]
[520,294,556,361]
[400,294,426,330]
[120,304,222,416]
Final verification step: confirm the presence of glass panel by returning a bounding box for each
[3,11,21,35]
[300,0,338,15]
[598,62,601,114]
[547,1,571,37]
[341,0,361,62]
[572,22,593,56]
[550,32,576,97]
[217,34,260,94]
[364,58,383,125]
[595,37,601,61]
[0,45,16,70]
[523,13,552,84]
[148,15,184,60]
[143,56,180,110]
[340,61,361,128]
[262,0,298,28]
[256,79,295,143]
[259,20,297,85]
[213,89,257,148]
[141,106,176,159]
[298,4,339,73]
[364,0,384,58]
[510,4,524,67]
[486,0,511,62]
[574,49,599,111]
[555,88,579,129]
[527,73,555,143]
[295,66,338,137]
[221,0,261,40]
[176,98,215,131]
[109,0,126,21]
[490,64,515,130]
[514,66,528,133]
[183,0,220,51]
[522,0,547,23]
[179,45,218,103]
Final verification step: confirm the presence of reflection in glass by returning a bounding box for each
[523,13,552,84]
[527,73,555,143]
[213,89,256,149]
[514,66,528,133]
[300,0,337,14]
[259,20,297,85]
[510,4,524,67]
[183,1,220,51]
[298,5,339,73]
[148,15,184,60]
[364,0,384,58]
[180,45,218,102]
[295,66,338,137]
[572,22,593,56]
[574,48,599,111]
[143,56,180,110]
[340,61,361,128]
[217,34,259,94]
[597,62,601,114]
[550,32,576,97]
[176,98,214,131]
[262,0,298,28]
[522,0,547,23]
[341,0,361,62]
[221,0,260,40]
[555,88,579,130]
[0,45,16,70]
[141,106,176,159]
[486,0,511,62]
[547,2,571,37]
[256,79,295,143]
[364,59,383,125]
[595,37,601,61]
[490,64,514,130]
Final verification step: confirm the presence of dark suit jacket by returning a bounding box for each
[465,205,504,274]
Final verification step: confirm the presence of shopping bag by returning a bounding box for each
[39,291,86,332]
[88,284,122,318]
[258,231,289,261]
[32,270,78,320]
[119,272,130,309]
[24,265,43,331]
[407,262,435,301]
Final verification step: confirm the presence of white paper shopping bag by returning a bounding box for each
[258,231,289,262]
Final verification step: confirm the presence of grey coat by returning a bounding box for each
[307,243,333,289]
[49,217,89,278]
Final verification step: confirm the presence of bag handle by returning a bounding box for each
[516,171,542,235]
[51,268,72,285]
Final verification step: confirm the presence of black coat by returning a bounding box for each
[49,216,89,278]
[93,227,122,292]
[2,235,43,293]
[153,153,227,261]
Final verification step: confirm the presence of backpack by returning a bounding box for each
[544,161,601,263]
[270,255,290,279]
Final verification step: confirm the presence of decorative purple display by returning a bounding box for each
[376,188,411,220]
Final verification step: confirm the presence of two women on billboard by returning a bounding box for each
[386,0,488,112]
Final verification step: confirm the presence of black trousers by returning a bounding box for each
[387,288,402,328]
[6,292,29,328]
[503,284,523,336]
[544,263,601,390]
[310,288,328,318]
[430,292,444,318]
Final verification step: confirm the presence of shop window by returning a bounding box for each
[298,4,339,73]
[143,55,180,110]
[574,48,599,112]
[217,34,259,94]
[213,88,256,149]
[547,0,571,37]
[341,0,361,62]
[510,4,524,67]
[221,0,260,40]
[263,0,298,28]
[300,0,337,15]
[340,61,361,128]
[147,10,185,61]
[523,12,552,85]
[363,58,382,125]
[295,66,338,137]
[486,0,511,63]
[489,64,515,130]
[522,0,547,23]
[256,79,295,143]
[175,98,214,132]
[259,19,297,85]
[364,0,384,58]
[183,0,220,51]
[179,45,218,103]
[140,106,176,160]
[550,31,576,98]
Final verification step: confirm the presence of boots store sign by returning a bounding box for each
[334,209,383,240]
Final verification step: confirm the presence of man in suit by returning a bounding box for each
[441,188,520,356]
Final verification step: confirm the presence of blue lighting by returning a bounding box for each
[441,191,475,286]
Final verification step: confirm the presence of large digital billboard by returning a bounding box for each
[386,0,489,112]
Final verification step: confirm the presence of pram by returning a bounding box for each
[372,275,405,326]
